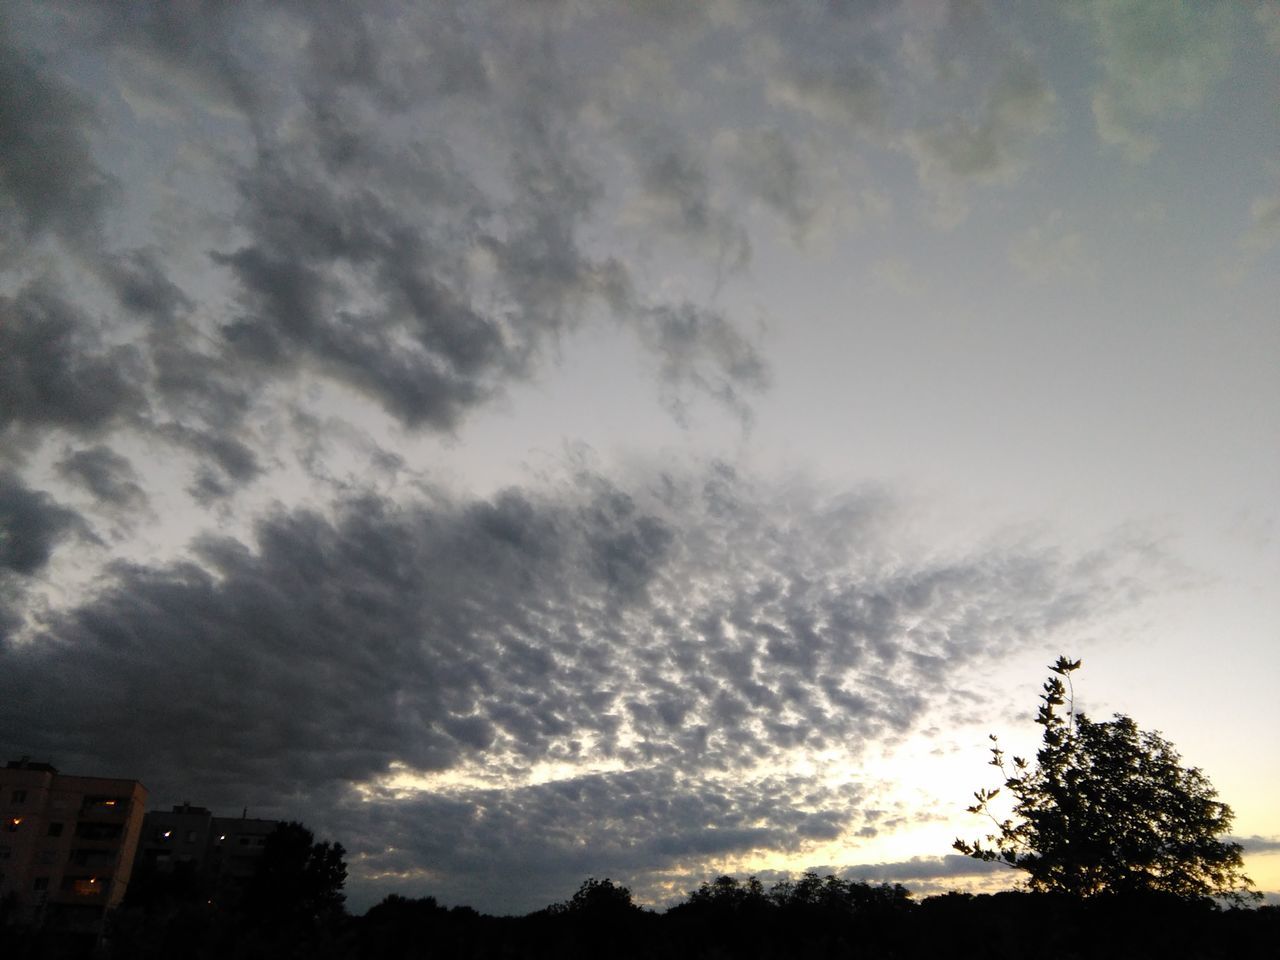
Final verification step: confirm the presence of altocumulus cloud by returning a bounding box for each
[0,1,769,502]
[2,461,1156,913]
[0,0,1223,917]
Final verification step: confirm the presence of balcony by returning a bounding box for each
[77,798,131,823]
[63,862,116,880]
[50,876,111,906]
[73,822,124,843]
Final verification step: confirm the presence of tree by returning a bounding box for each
[244,821,348,922]
[955,656,1258,904]
[561,877,640,917]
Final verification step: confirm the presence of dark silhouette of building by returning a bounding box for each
[133,804,279,906]
[0,757,148,938]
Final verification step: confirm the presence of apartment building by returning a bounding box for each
[133,804,279,906]
[0,758,148,936]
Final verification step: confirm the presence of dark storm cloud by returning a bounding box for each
[210,160,504,432]
[55,446,148,511]
[0,24,112,254]
[101,248,194,325]
[0,471,89,576]
[0,462,1152,911]
[0,280,146,441]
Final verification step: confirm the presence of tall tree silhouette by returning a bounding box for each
[956,657,1257,904]
[245,820,348,922]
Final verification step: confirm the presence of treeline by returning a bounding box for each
[5,828,1277,959]
[113,871,1280,960]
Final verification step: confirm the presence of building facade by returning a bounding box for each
[0,758,148,936]
[133,804,279,906]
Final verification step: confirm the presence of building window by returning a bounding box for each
[10,790,26,803]
[47,822,63,838]
[81,796,125,814]
[74,822,122,841]
[36,849,56,865]
[0,844,11,860]
[185,830,197,843]
[33,877,49,891]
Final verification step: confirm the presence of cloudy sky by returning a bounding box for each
[2,0,1278,913]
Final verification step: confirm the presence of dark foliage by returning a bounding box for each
[337,885,1277,959]
[88,865,1280,959]
[956,657,1257,904]
[244,821,348,922]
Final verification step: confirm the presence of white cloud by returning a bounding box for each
[1009,211,1100,284]
[1220,184,1280,283]
[903,53,1056,226]
[1078,0,1234,162]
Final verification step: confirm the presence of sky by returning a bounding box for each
[1,0,1278,914]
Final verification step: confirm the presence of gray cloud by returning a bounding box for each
[1233,835,1280,854]
[840,854,1008,883]
[0,1,1242,918]
[0,279,146,442]
[634,304,770,426]
[0,471,89,576]
[905,53,1055,226]
[100,248,194,325]
[725,128,817,241]
[55,446,148,511]
[1076,0,1234,162]
[760,23,886,132]
[75,0,263,123]
[345,765,866,913]
[204,3,763,431]
[0,461,1154,912]
[1,0,771,468]
[615,120,751,274]
[0,24,113,256]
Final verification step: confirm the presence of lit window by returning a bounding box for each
[6,818,20,832]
